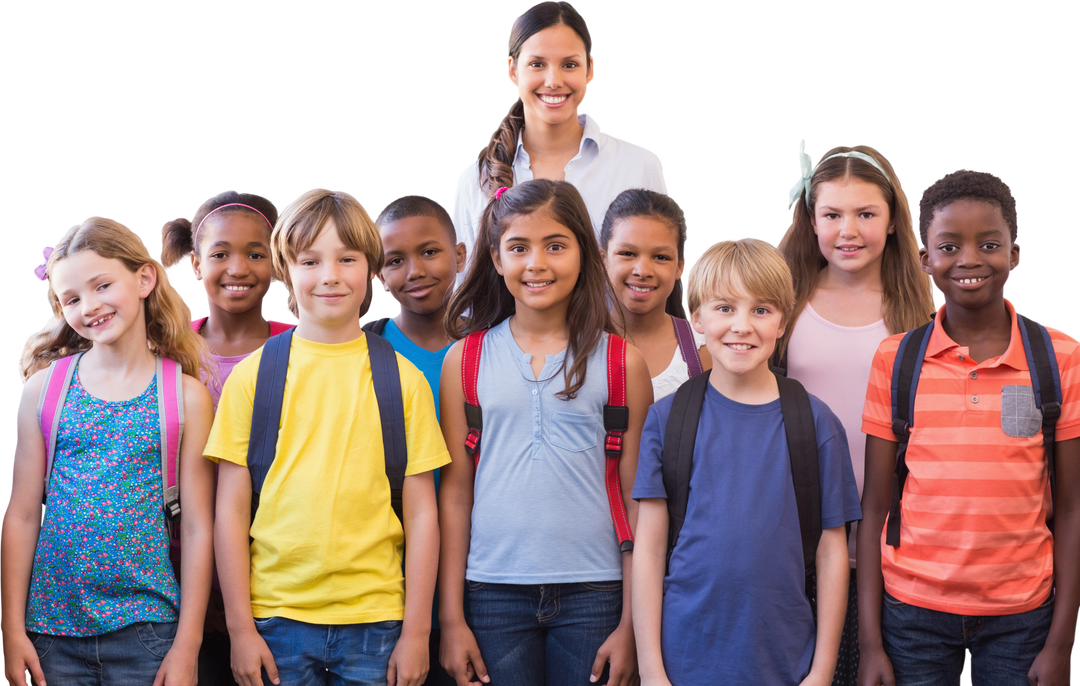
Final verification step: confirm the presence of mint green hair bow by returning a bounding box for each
[788,140,892,210]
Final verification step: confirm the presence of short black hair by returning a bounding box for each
[375,195,456,242]
[919,170,1017,244]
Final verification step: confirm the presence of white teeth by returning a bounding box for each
[539,94,568,104]
[89,314,112,327]
[628,285,655,293]
[727,344,752,351]
[958,277,986,284]
[224,285,252,291]
[839,246,861,252]
[526,281,553,287]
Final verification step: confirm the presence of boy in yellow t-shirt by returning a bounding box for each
[208,189,450,686]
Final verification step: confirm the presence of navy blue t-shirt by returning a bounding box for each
[633,383,862,685]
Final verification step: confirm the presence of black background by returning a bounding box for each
[6,5,1071,494]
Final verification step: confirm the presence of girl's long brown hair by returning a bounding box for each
[22,217,208,380]
[446,179,613,400]
[777,145,934,358]
[476,2,592,197]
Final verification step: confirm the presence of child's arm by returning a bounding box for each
[387,470,439,686]
[436,341,489,686]
[856,435,898,686]
[800,526,848,686]
[1028,436,1080,685]
[631,498,673,686]
[592,345,652,686]
[215,461,279,686]
[154,377,215,686]
[2,373,48,686]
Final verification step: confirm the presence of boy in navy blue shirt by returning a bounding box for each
[632,239,862,685]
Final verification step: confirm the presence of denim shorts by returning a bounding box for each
[881,589,1054,686]
[255,616,402,686]
[466,580,622,686]
[30,621,177,686]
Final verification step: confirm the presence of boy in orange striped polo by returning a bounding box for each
[857,171,1080,686]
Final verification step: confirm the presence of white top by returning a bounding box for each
[651,325,707,401]
[785,302,890,567]
[453,113,667,272]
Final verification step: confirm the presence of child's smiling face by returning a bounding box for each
[192,211,273,316]
[920,199,1019,312]
[378,215,465,317]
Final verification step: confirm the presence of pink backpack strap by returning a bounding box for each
[36,353,83,498]
[190,317,207,333]
[156,356,184,537]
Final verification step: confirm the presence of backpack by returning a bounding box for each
[886,313,1062,546]
[37,353,185,539]
[670,315,705,378]
[363,318,391,337]
[460,330,636,552]
[661,371,822,599]
[246,328,408,525]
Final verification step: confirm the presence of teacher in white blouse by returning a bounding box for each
[453,1,666,270]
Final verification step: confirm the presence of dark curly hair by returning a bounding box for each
[919,170,1017,245]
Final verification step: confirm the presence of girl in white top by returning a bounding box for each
[600,189,709,401]
[777,143,935,686]
[453,1,666,267]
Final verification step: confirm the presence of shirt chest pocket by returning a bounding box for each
[1001,385,1042,438]
[548,412,600,452]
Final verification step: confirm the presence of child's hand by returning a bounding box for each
[591,621,639,686]
[229,626,279,686]
[439,621,489,686]
[387,628,428,686]
[3,631,45,686]
[797,671,833,686]
[152,636,199,686]
[856,644,895,686]
[1028,641,1071,685]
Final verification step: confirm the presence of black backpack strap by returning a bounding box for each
[248,328,293,496]
[1018,314,1063,532]
[887,321,934,547]
[661,372,711,573]
[362,318,390,337]
[775,373,820,573]
[366,331,408,525]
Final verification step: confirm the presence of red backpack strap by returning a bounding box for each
[604,334,635,552]
[461,330,488,467]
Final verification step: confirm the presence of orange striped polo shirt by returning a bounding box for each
[862,301,1080,615]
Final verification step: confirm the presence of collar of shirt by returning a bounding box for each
[926,299,1028,371]
[513,113,604,174]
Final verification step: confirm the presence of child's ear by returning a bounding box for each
[919,247,931,275]
[138,263,158,298]
[455,242,467,274]
[490,245,505,275]
[675,258,685,281]
[586,56,595,85]
[690,309,704,334]
[1010,242,1020,270]
[508,57,518,85]
[190,252,202,280]
[376,271,389,292]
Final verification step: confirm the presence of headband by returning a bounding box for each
[787,140,892,210]
[192,203,274,250]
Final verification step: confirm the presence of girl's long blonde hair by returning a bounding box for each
[21,217,208,380]
[777,145,934,358]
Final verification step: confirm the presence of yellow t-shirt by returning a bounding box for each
[205,333,450,624]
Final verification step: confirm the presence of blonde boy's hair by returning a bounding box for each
[272,189,384,317]
[686,239,795,325]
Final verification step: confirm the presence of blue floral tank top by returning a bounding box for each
[25,364,180,636]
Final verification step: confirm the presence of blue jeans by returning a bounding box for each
[255,616,402,686]
[881,590,1054,685]
[466,580,622,686]
[30,621,177,685]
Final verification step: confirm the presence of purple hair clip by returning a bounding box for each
[494,186,509,200]
[34,247,54,281]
